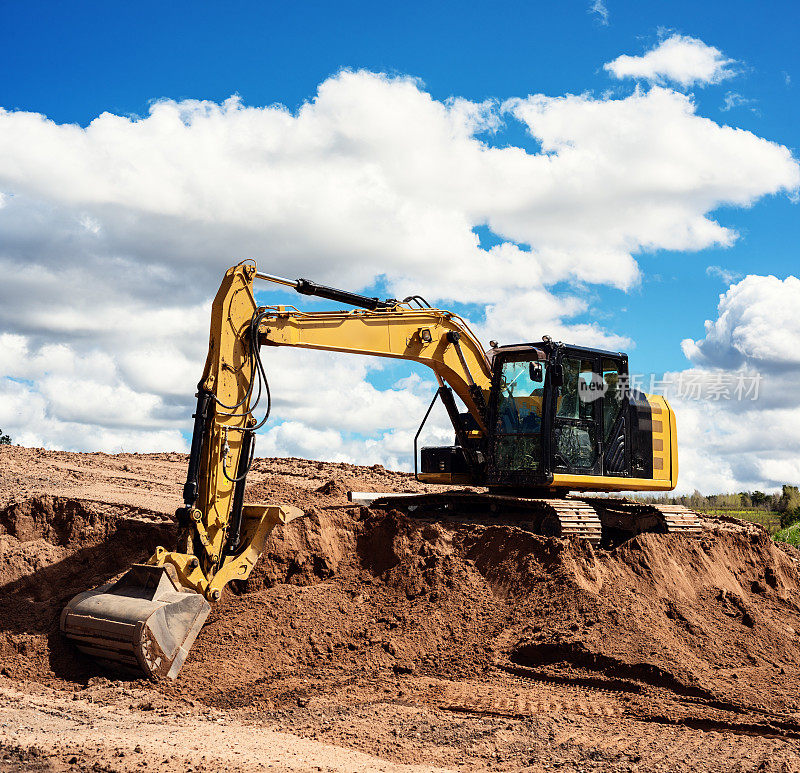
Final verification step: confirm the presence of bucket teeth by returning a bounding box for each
[61,564,210,680]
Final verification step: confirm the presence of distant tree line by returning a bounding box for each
[645,485,800,528]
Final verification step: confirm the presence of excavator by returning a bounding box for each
[61,261,700,680]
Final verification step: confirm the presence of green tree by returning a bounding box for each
[688,489,709,509]
[751,490,768,508]
[778,485,800,512]
[0,428,11,445]
[778,485,800,529]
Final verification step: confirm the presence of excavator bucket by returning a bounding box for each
[60,563,210,680]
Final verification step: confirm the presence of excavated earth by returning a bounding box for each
[2,446,800,771]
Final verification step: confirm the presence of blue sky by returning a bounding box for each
[1,1,798,490]
[4,0,796,379]
[3,1,798,127]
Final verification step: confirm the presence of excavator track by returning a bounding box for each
[362,492,702,545]
[653,504,704,534]
[549,499,604,543]
[581,498,703,538]
[366,492,602,546]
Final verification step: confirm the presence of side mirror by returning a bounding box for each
[529,362,543,382]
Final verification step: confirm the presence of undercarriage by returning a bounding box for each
[364,492,702,547]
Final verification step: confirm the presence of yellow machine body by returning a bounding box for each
[255,289,678,496]
[62,260,684,680]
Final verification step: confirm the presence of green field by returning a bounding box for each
[692,507,782,535]
[773,522,800,546]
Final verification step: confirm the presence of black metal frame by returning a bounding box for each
[486,345,554,488]
[484,342,634,486]
[413,386,484,481]
[182,389,212,509]
[412,339,650,488]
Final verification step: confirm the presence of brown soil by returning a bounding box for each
[2,444,800,771]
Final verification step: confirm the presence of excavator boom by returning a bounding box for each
[62,262,304,679]
[258,305,492,431]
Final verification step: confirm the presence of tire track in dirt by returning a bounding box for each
[429,676,800,769]
[562,728,797,772]
[426,679,626,719]
[495,660,800,735]
[427,674,800,744]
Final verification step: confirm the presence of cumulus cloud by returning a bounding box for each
[681,275,800,369]
[605,34,737,88]
[667,398,800,494]
[505,86,796,257]
[0,377,186,453]
[478,291,631,352]
[670,391,800,494]
[666,274,800,493]
[0,67,797,475]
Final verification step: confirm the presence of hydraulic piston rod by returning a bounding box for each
[256,272,397,310]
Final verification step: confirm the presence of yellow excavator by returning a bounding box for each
[61,261,700,680]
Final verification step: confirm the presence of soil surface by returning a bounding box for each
[2,445,800,771]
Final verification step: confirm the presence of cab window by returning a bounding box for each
[553,357,599,470]
[602,358,624,442]
[556,358,596,420]
[496,359,546,435]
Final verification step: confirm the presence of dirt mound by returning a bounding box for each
[175,507,507,708]
[10,448,800,771]
[3,478,800,719]
[161,506,800,714]
[501,529,800,707]
[0,496,176,682]
[314,478,357,497]
[0,496,102,546]
[244,508,358,587]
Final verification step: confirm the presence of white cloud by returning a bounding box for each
[589,0,609,26]
[604,34,737,88]
[477,290,631,352]
[0,68,797,478]
[262,349,436,435]
[667,274,800,494]
[721,91,757,114]
[0,378,186,453]
[681,275,800,369]
[705,265,743,285]
[670,394,800,494]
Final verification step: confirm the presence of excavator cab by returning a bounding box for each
[419,341,677,494]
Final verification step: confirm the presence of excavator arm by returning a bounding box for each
[60,261,492,679]
[61,262,302,679]
[255,289,493,432]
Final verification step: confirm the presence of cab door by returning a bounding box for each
[488,355,548,484]
[600,357,629,476]
[550,356,603,476]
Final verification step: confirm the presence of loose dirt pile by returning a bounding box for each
[0,495,176,682]
[2,446,800,771]
[176,505,800,715]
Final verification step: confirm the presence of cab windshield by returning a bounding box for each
[496,359,547,434]
[494,358,546,472]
